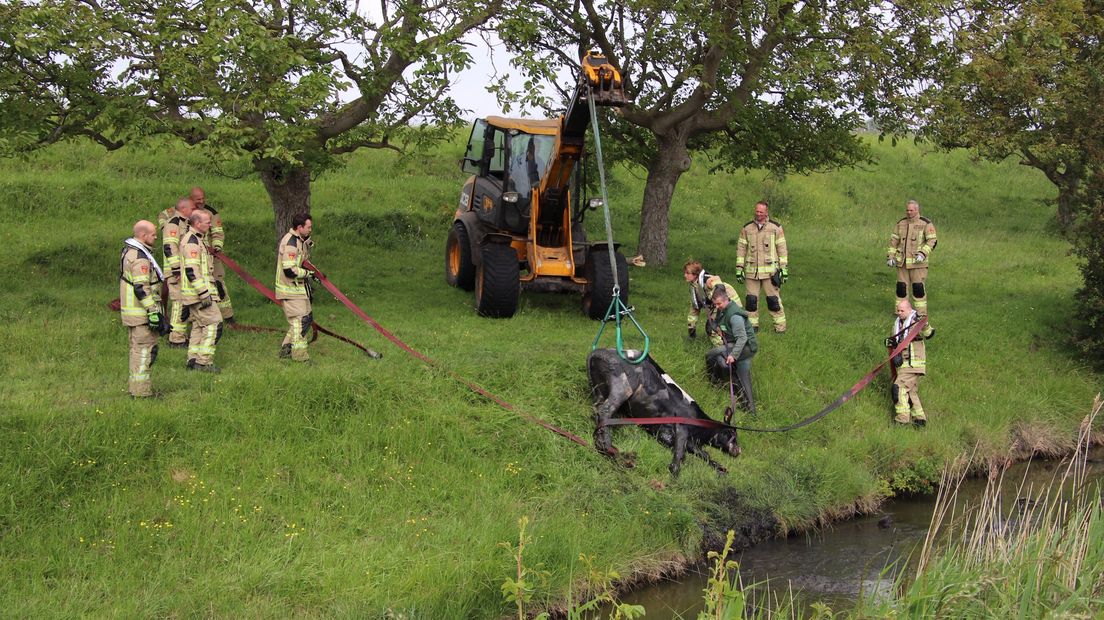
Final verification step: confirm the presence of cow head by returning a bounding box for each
[708,427,741,458]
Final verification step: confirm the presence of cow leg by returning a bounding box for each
[688,444,728,475]
[592,373,632,457]
[669,425,689,478]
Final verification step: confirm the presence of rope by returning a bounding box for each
[301,260,591,448]
[586,85,650,363]
[601,317,929,433]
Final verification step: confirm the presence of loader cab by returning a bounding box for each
[460,117,558,234]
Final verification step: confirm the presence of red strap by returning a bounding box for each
[302,260,591,448]
[215,252,378,356]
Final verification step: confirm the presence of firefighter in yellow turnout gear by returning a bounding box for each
[735,201,788,332]
[683,260,742,340]
[888,299,935,425]
[119,221,165,397]
[276,213,315,362]
[190,187,234,321]
[179,210,223,372]
[887,200,937,319]
[161,197,195,347]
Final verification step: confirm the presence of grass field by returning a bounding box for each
[0,135,1100,617]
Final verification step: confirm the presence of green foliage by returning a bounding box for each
[0,0,499,231]
[0,135,1100,617]
[501,0,959,262]
[1072,189,1104,369]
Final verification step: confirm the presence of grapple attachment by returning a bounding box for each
[582,51,628,107]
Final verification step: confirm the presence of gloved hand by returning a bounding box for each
[308,269,320,282]
[198,297,213,310]
[148,311,162,330]
[780,266,789,283]
[688,326,696,339]
[734,267,744,283]
[916,252,926,263]
[884,337,894,349]
[886,257,896,268]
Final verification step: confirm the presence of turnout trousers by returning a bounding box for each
[895,266,928,317]
[282,298,312,362]
[893,369,926,424]
[128,325,158,397]
[186,302,223,365]
[212,258,234,320]
[745,277,786,332]
[167,277,190,345]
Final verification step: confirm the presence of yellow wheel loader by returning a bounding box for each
[446,52,630,318]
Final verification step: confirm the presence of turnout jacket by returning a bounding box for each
[890,311,933,373]
[161,211,189,280]
[179,230,215,304]
[199,205,224,252]
[687,274,742,331]
[888,216,937,269]
[736,219,788,279]
[119,241,164,327]
[275,228,312,300]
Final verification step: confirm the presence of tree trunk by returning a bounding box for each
[258,164,312,240]
[636,132,692,266]
[1056,185,1079,235]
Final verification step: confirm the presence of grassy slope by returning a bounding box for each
[0,136,1099,617]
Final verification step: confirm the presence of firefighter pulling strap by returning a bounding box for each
[214,252,381,358]
[586,84,649,364]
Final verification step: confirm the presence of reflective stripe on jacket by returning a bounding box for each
[736,219,788,278]
[275,229,311,300]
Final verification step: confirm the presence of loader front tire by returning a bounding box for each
[445,222,476,291]
[476,243,520,318]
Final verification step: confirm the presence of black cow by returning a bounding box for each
[587,348,740,477]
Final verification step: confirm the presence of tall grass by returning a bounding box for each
[867,395,1104,617]
[0,136,1100,616]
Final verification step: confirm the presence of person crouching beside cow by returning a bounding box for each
[706,286,758,415]
[683,260,742,340]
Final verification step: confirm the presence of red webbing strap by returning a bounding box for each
[601,317,930,433]
[214,252,376,356]
[215,252,278,303]
[303,260,591,448]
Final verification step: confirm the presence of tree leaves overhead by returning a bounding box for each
[0,0,499,173]
[499,0,956,263]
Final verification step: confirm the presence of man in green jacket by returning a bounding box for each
[706,286,758,415]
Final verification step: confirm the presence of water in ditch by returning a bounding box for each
[610,449,1104,618]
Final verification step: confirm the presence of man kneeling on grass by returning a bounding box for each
[706,286,757,415]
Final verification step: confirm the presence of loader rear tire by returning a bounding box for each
[584,247,629,320]
[476,243,520,318]
[445,222,476,291]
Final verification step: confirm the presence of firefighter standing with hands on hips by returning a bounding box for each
[735,201,788,333]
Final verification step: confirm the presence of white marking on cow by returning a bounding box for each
[661,373,696,406]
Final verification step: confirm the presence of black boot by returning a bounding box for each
[278,343,292,359]
[736,363,756,416]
